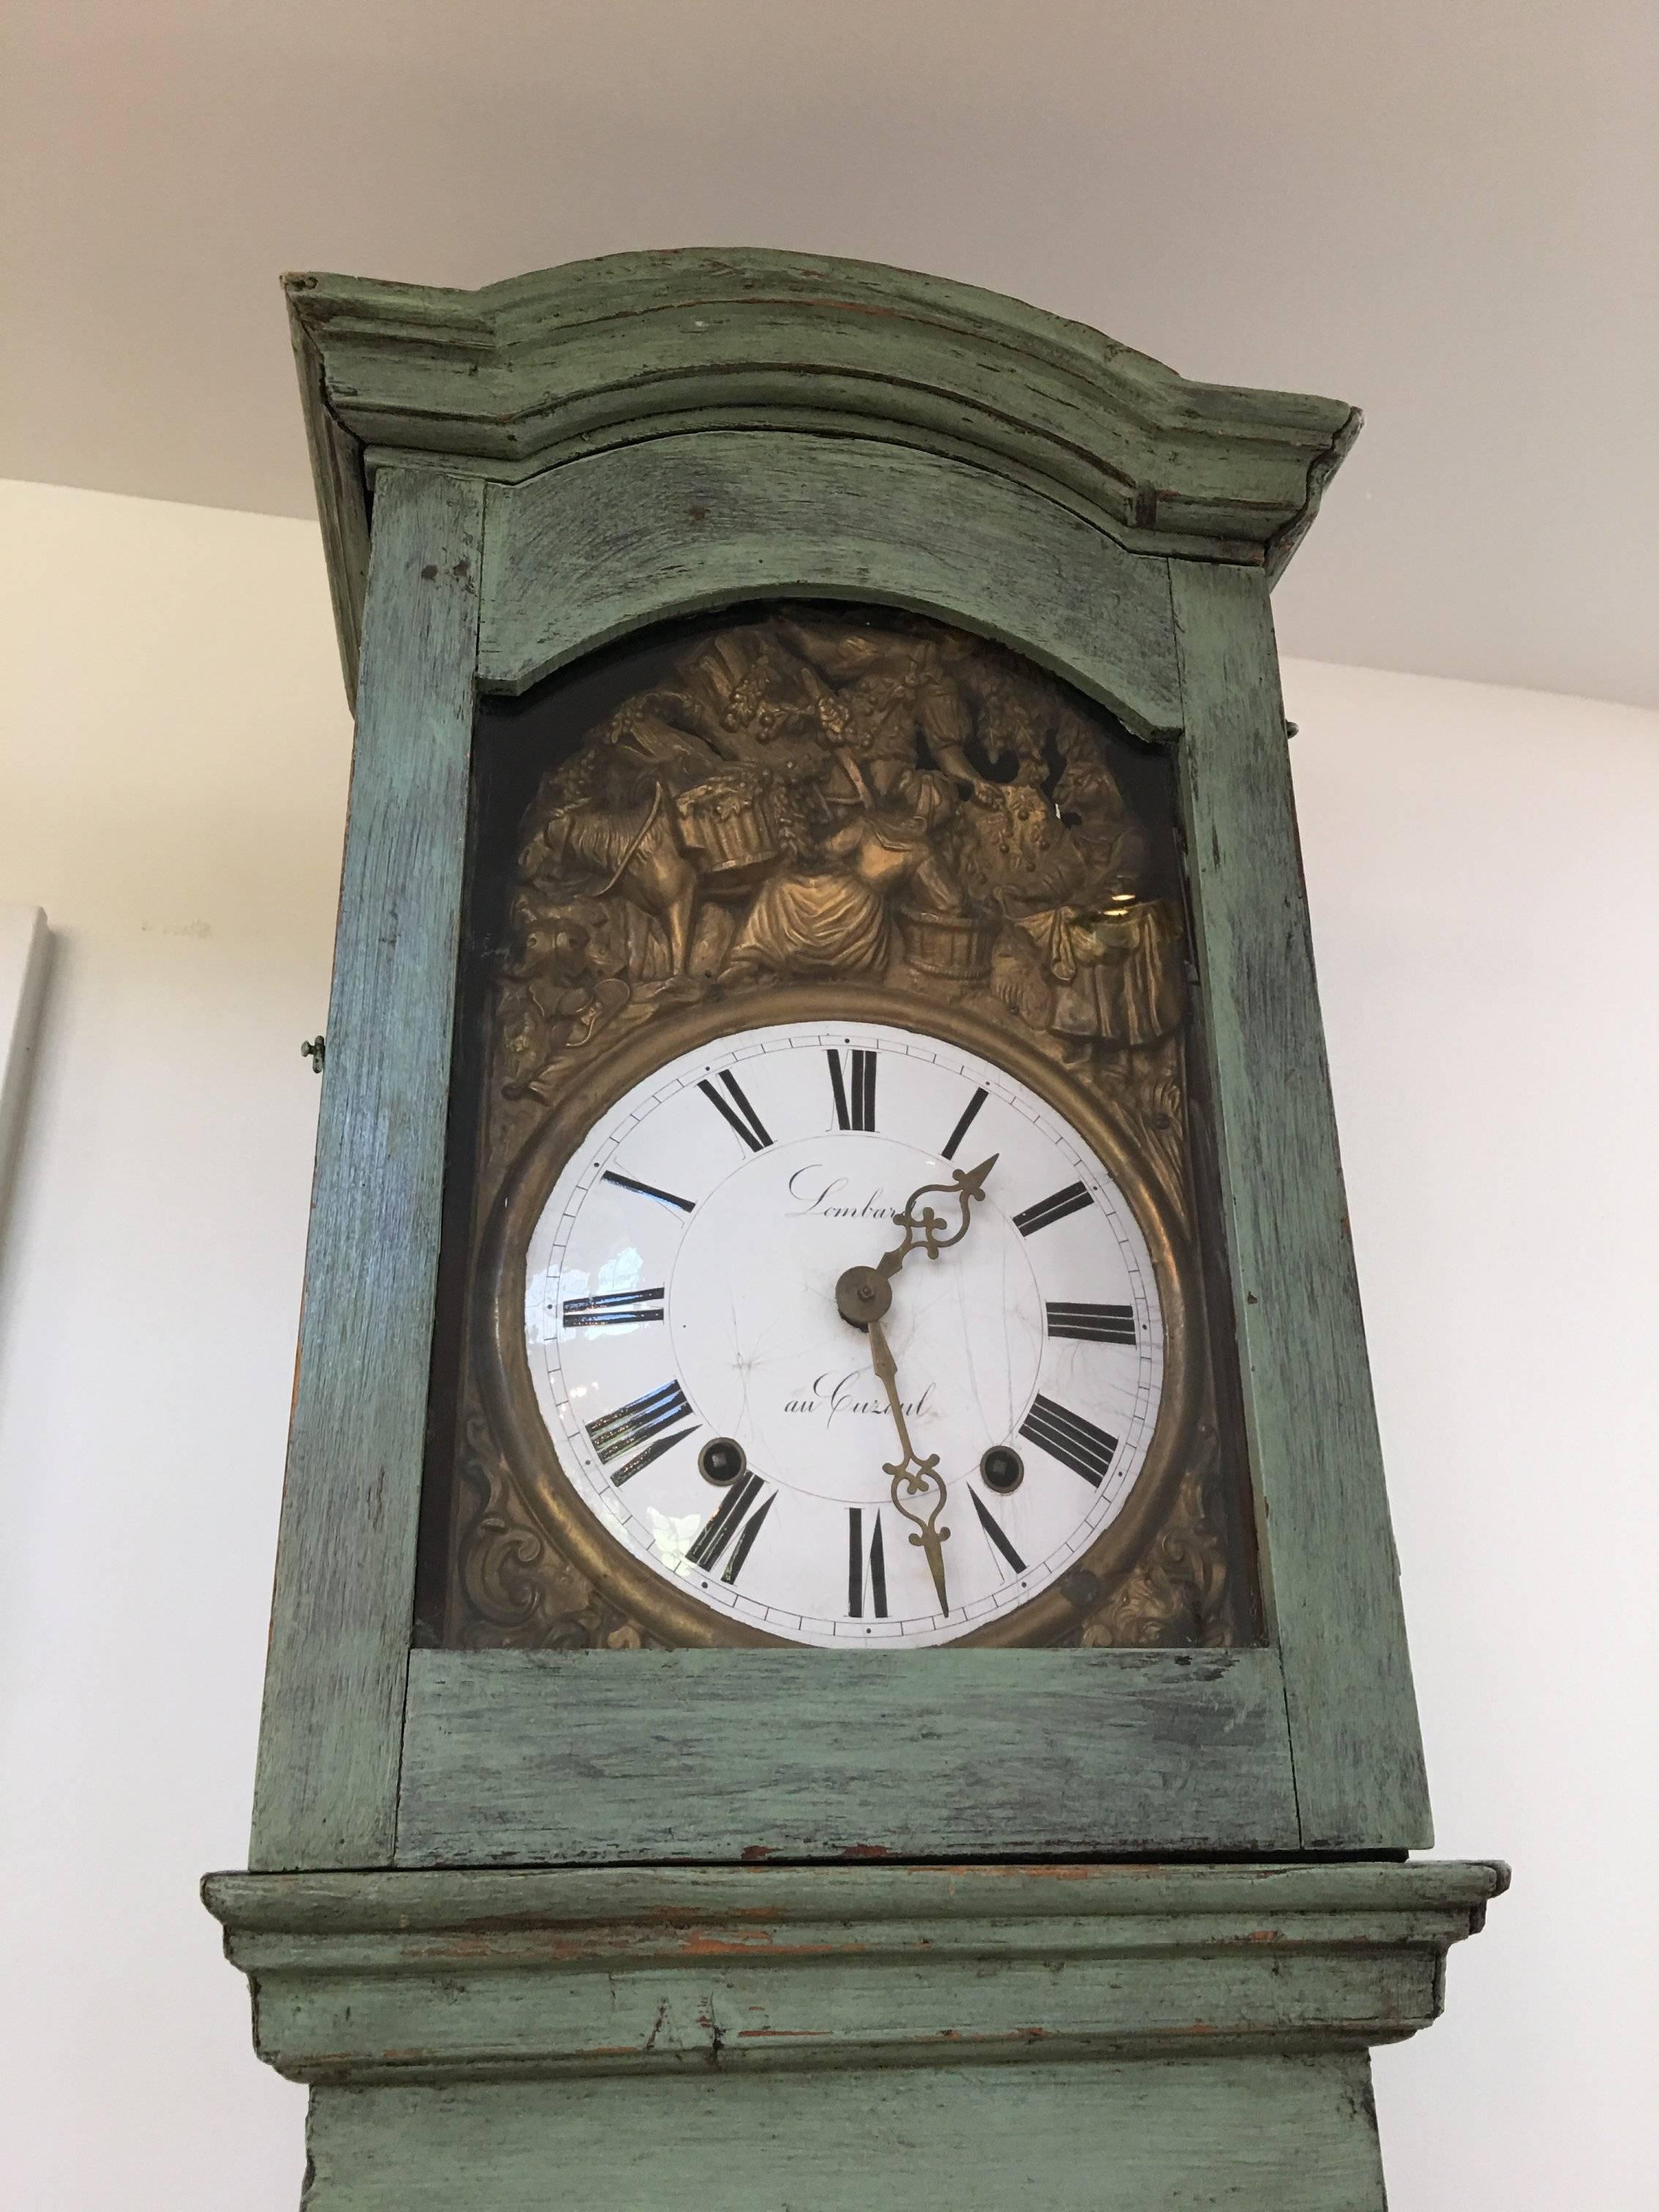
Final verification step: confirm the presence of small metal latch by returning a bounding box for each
[301,1036,326,1073]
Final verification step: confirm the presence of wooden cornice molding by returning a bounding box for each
[285,249,1358,701]
[205,1858,1505,2085]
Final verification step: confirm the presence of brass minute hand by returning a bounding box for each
[832,1156,998,1618]
[867,1314,951,1614]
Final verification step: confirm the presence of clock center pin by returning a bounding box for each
[834,1263,891,1328]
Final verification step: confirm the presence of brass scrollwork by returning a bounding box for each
[441,608,1250,1650]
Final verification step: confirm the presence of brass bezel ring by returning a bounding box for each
[477,981,1204,1648]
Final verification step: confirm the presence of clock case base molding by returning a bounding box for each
[205,1858,1504,2212]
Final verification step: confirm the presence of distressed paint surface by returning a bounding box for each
[249,467,484,1871]
[284,248,1358,695]
[205,1856,1508,1937]
[478,431,1181,732]
[216,242,1491,2212]
[1171,563,1430,1849]
[204,1860,1503,2211]
[395,1647,1299,1865]
[303,2058,1389,2211]
[249,252,1430,1888]
[208,1858,1505,2085]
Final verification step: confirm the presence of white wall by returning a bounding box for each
[1284,659,1659,2208]
[0,481,338,2205]
[9,1,1658,712]
[0,478,1653,2209]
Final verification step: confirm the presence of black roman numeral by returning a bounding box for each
[1018,1393,1119,1487]
[601,1168,694,1214]
[561,1287,666,1329]
[940,1085,988,1162]
[1046,1301,1136,1346]
[687,1471,775,1584]
[969,1488,1026,1576]
[847,1507,889,1619]
[699,1070,773,1152]
[587,1381,697,1484]
[827,1047,877,1132]
[1012,1181,1094,1236]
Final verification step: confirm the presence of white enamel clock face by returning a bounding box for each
[522,1019,1165,1647]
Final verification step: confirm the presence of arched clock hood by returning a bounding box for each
[284,246,1359,699]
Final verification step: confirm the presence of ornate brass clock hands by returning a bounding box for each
[833,1156,998,1328]
[865,1314,952,1612]
[834,1157,998,1615]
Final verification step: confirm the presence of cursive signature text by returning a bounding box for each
[783,1164,898,1223]
[783,1369,937,1425]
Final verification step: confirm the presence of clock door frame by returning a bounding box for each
[251,255,1430,1870]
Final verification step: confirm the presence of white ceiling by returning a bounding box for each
[6,1,1655,707]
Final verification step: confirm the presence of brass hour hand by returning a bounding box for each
[834,1155,996,1328]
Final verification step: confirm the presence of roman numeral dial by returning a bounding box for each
[587,1381,697,1483]
[525,1016,1170,1648]
[969,1488,1026,1577]
[1046,1301,1136,1345]
[827,1047,877,1132]
[940,1084,988,1161]
[687,1472,776,1584]
[562,1287,665,1329]
[699,1069,772,1152]
[601,1168,694,1214]
[1013,1182,1094,1236]
[848,1508,888,1618]
[1019,1394,1120,1487]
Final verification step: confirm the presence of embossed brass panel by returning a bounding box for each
[415,604,1260,1652]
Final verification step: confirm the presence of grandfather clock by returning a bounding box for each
[205,250,1502,2210]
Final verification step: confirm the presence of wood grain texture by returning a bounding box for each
[477,430,1181,733]
[302,2059,1388,2212]
[249,468,484,1871]
[394,1647,1299,1865]
[1170,563,1431,1849]
[255,257,1428,1884]
[225,1936,1450,2075]
[208,1857,1500,2089]
[202,1859,1503,2211]
[287,301,372,702]
[283,248,1358,701]
[204,1857,1509,1938]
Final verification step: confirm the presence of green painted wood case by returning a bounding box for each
[252,249,1428,1872]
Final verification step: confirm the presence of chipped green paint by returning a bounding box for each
[251,247,1429,1874]
[227,244,1481,2212]
[205,1860,1505,2211]
[250,467,482,1872]
[285,248,1357,701]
